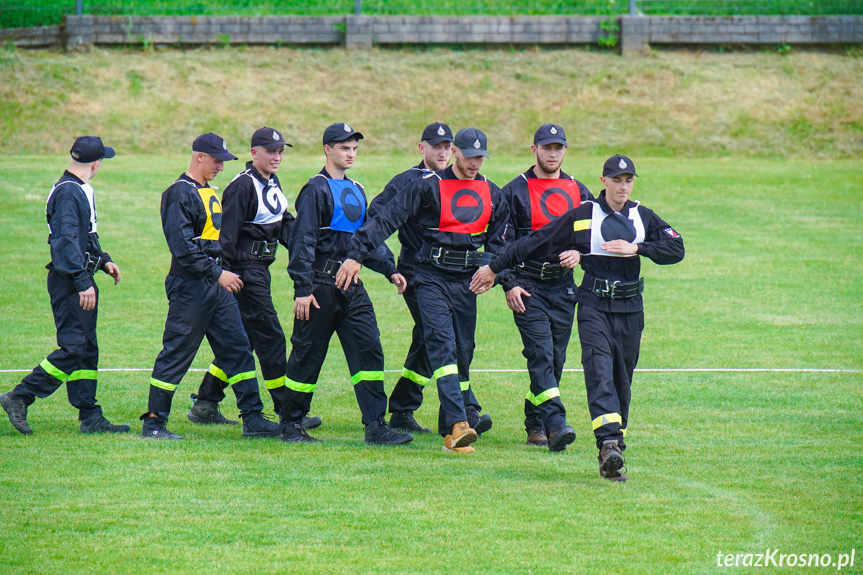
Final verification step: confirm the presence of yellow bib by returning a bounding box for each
[197,187,222,241]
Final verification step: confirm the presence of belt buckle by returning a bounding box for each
[540,262,550,281]
[430,247,443,264]
[464,251,472,267]
[326,259,343,277]
[261,242,274,257]
[608,280,621,299]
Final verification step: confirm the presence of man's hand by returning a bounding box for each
[558,250,581,269]
[601,240,638,255]
[104,262,122,285]
[505,286,531,314]
[79,286,96,311]
[293,295,320,321]
[390,273,407,295]
[470,265,496,294]
[335,259,362,291]
[217,270,244,293]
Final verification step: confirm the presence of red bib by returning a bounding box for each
[527,179,582,230]
[438,179,492,234]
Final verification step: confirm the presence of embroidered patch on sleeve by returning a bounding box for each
[663,227,680,238]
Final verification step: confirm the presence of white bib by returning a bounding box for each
[588,201,644,257]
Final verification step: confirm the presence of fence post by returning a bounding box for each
[76,0,83,16]
[629,0,637,16]
[355,0,362,16]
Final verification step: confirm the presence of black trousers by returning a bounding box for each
[11,267,103,419]
[147,274,264,417]
[280,281,387,427]
[577,304,644,450]
[413,268,483,436]
[387,278,433,413]
[194,266,289,412]
[512,276,576,433]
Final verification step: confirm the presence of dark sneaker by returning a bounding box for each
[140,414,183,440]
[389,411,431,433]
[365,420,413,445]
[599,439,626,481]
[80,414,130,434]
[466,408,493,436]
[241,411,281,438]
[0,392,33,435]
[301,415,323,430]
[547,425,576,452]
[187,396,238,425]
[280,423,322,443]
[526,428,549,447]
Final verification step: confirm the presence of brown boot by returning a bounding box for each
[442,444,476,454]
[443,421,477,450]
[526,428,549,446]
[599,439,627,481]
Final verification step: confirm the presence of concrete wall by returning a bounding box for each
[2,15,861,53]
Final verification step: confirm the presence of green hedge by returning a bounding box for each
[2,0,861,29]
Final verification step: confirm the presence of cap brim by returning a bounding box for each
[459,148,489,159]
[102,146,116,159]
[261,141,292,150]
[534,138,567,146]
[211,151,239,161]
[425,136,453,145]
[603,170,637,178]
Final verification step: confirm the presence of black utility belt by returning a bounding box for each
[313,257,342,279]
[420,245,494,269]
[249,240,278,258]
[586,275,644,299]
[83,252,102,274]
[517,260,570,282]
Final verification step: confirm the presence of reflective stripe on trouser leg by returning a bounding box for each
[193,362,230,404]
[578,304,642,449]
[389,282,433,413]
[148,377,179,415]
[337,284,387,426]
[514,279,574,433]
[414,270,473,435]
[206,287,264,416]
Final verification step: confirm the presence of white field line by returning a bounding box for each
[1,368,861,374]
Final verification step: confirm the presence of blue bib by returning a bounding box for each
[327,179,366,233]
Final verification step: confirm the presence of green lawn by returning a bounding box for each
[0,154,860,574]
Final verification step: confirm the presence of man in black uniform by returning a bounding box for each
[140,133,281,440]
[186,127,321,431]
[279,123,412,446]
[338,128,509,454]
[497,124,592,451]
[471,155,684,479]
[1,136,128,435]
[367,122,454,434]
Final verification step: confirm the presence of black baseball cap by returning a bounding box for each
[603,154,638,178]
[453,127,489,159]
[192,133,238,161]
[421,122,453,145]
[70,136,115,163]
[323,123,364,146]
[251,127,292,150]
[534,123,567,146]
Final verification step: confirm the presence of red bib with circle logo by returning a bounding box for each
[438,179,492,234]
[527,179,582,231]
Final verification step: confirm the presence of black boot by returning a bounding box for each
[187,395,238,425]
[301,415,323,430]
[241,411,280,438]
[140,413,183,440]
[280,422,322,443]
[0,391,33,435]
[547,424,576,452]
[389,411,431,433]
[365,420,413,445]
[80,411,130,434]
[466,408,493,436]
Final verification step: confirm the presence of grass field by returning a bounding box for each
[0,151,861,574]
